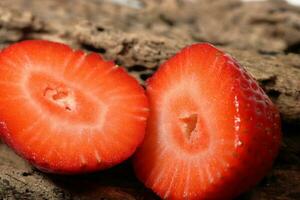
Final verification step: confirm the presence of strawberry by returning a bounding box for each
[0,40,149,174]
[133,43,281,199]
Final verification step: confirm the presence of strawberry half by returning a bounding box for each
[133,43,281,199]
[0,40,149,174]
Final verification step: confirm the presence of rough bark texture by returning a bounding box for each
[0,0,299,199]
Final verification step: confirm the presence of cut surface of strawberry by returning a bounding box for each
[133,43,281,199]
[0,40,148,174]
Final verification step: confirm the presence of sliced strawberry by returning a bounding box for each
[133,43,281,199]
[0,40,149,174]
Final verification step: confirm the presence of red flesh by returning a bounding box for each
[133,43,281,199]
[0,40,149,174]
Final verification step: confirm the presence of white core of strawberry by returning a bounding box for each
[43,86,76,111]
[179,113,198,140]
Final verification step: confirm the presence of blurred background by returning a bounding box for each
[0,0,299,199]
[1,0,300,53]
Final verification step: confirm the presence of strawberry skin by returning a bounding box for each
[133,43,281,199]
[0,40,149,174]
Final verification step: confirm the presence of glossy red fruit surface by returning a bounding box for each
[0,40,149,174]
[133,43,281,200]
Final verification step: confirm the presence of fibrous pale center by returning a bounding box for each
[179,113,198,140]
[43,85,76,111]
